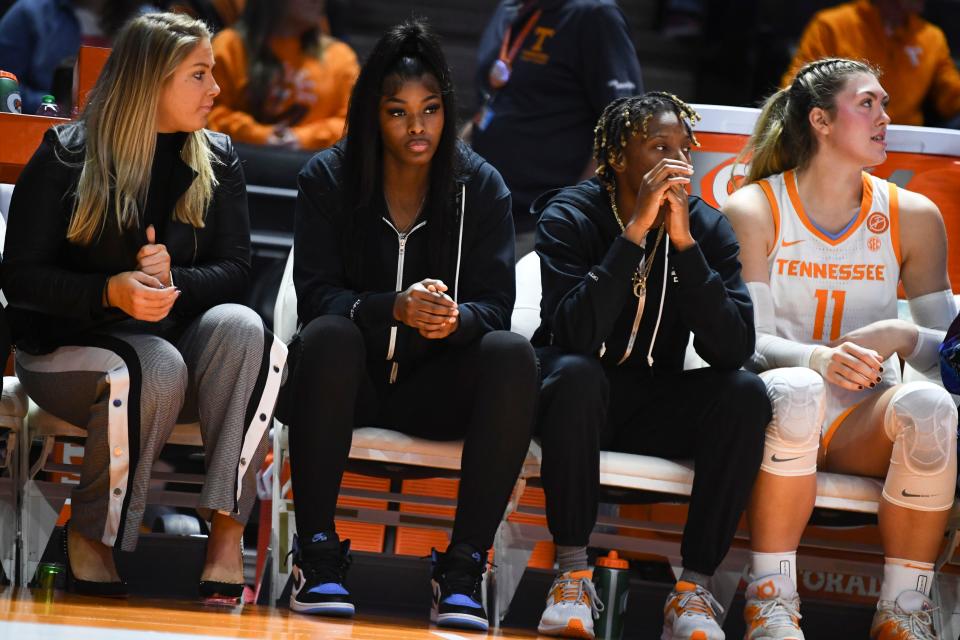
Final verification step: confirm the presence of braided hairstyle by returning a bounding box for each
[743,57,879,184]
[593,91,701,197]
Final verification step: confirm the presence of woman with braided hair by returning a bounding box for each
[725,57,957,639]
[532,91,770,639]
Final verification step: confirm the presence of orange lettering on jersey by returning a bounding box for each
[529,26,555,52]
[775,260,886,281]
[521,27,555,64]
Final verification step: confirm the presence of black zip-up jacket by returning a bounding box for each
[2,122,251,354]
[293,142,515,382]
[533,178,755,372]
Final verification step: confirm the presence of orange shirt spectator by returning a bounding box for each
[209,5,358,151]
[782,0,960,126]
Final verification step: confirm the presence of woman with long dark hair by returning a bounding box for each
[208,0,358,150]
[2,13,286,602]
[283,19,538,632]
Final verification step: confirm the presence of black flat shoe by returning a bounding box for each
[62,522,128,598]
[198,580,244,604]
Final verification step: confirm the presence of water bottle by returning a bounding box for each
[0,70,22,114]
[35,95,61,117]
[593,550,629,640]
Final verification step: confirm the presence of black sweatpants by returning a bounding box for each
[288,316,539,553]
[536,346,770,575]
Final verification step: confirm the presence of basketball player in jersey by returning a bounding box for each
[724,58,958,639]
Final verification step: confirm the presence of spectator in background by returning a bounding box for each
[783,0,960,127]
[166,0,244,32]
[208,0,358,151]
[0,0,148,113]
[469,0,643,241]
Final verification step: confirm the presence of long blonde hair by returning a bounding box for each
[68,12,218,245]
[741,58,878,184]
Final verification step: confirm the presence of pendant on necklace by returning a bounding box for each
[632,273,646,298]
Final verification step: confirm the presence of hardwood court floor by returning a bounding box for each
[0,587,539,639]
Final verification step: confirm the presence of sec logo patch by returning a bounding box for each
[867,212,889,234]
[867,236,882,252]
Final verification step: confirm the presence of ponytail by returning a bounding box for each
[741,57,878,184]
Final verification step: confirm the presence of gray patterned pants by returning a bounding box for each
[17,303,287,551]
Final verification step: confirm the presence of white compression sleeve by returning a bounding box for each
[906,290,957,376]
[746,281,818,372]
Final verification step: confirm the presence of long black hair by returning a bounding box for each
[237,0,322,122]
[341,19,460,282]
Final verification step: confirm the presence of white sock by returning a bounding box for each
[751,551,797,588]
[879,557,935,603]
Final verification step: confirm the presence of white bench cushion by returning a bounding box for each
[0,184,12,221]
[0,377,27,430]
[350,426,542,479]
[27,403,202,447]
[596,449,885,514]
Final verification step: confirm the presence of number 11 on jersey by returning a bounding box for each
[813,289,846,341]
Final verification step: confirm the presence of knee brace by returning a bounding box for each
[759,368,825,476]
[882,381,958,511]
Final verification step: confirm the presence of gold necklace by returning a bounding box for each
[608,190,665,298]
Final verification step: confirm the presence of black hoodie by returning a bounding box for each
[533,177,755,373]
[293,141,516,383]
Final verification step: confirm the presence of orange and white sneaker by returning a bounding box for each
[661,580,725,640]
[537,569,602,638]
[743,574,803,639]
[870,590,937,639]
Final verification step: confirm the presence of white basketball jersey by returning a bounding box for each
[761,169,903,432]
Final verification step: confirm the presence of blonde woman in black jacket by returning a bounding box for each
[1,13,286,602]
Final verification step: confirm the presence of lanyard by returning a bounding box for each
[499,6,542,67]
[488,5,542,89]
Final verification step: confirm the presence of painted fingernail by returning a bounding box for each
[879,366,884,372]
[858,385,864,390]
[870,382,876,388]
[876,377,882,383]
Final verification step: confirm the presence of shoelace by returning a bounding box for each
[552,575,605,619]
[888,604,938,640]
[287,547,350,585]
[437,555,486,601]
[754,596,802,629]
[675,586,725,619]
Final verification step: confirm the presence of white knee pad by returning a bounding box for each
[882,381,958,511]
[759,368,825,476]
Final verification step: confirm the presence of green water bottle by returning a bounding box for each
[0,70,21,114]
[37,562,64,591]
[593,550,629,640]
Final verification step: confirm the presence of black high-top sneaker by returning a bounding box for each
[430,543,489,632]
[288,532,354,616]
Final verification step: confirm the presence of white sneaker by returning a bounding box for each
[661,580,725,640]
[743,574,803,639]
[870,590,937,639]
[537,569,602,638]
